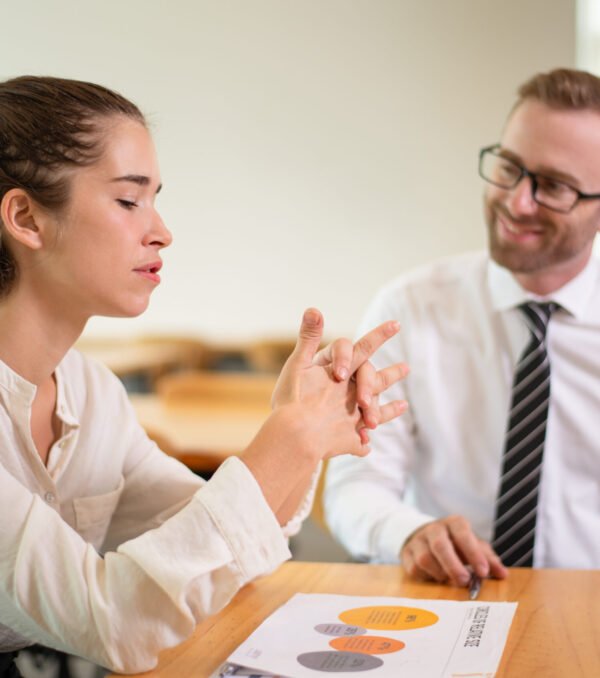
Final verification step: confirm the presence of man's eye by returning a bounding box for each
[537,177,570,197]
[497,160,520,180]
[116,199,138,210]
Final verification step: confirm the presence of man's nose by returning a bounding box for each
[504,174,538,216]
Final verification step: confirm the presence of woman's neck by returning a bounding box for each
[0,285,86,385]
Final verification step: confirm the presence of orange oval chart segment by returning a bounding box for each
[339,606,439,631]
[329,635,405,655]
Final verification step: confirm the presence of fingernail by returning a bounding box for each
[458,574,470,586]
[361,395,371,407]
[388,321,400,334]
[337,367,349,380]
[303,309,320,325]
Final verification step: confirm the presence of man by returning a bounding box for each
[325,68,600,587]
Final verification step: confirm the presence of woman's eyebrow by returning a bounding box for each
[111,174,162,193]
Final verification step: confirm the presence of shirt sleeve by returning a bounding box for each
[100,375,316,550]
[324,284,436,562]
[0,456,291,674]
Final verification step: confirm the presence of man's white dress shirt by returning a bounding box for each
[0,350,312,672]
[325,251,600,567]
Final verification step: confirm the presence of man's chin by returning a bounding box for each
[489,240,548,274]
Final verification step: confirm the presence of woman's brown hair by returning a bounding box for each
[0,75,145,297]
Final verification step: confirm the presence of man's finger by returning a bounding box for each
[406,539,447,582]
[448,519,489,579]
[427,526,472,586]
[480,541,509,580]
[291,308,324,368]
[350,321,400,374]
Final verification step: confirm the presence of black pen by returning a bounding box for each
[468,572,482,600]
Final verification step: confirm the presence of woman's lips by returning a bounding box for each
[134,261,162,284]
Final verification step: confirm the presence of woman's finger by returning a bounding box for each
[373,362,410,395]
[354,362,376,412]
[289,308,324,368]
[377,400,409,425]
[349,321,400,374]
[313,338,353,381]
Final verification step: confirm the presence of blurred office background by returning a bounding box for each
[2,0,593,344]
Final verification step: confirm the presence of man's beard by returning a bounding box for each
[486,201,575,274]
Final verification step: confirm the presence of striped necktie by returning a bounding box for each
[492,301,557,567]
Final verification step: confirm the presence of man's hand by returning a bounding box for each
[401,515,508,586]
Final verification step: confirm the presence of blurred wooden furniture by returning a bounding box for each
[75,336,211,383]
[310,459,329,531]
[133,395,269,472]
[137,335,213,371]
[132,371,277,473]
[108,563,600,677]
[245,338,297,373]
[155,370,277,404]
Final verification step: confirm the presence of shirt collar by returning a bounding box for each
[487,253,600,319]
[55,359,80,428]
[0,358,37,406]
[0,355,80,428]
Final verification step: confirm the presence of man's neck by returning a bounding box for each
[512,248,594,296]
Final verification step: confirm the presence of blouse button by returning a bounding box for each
[44,492,56,504]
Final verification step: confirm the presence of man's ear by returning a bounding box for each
[0,188,47,251]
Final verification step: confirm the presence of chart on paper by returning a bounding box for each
[219,593,517,677]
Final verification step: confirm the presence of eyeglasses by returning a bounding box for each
[478,144,600,214]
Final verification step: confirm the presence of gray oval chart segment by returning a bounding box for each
[314,623,367,637]
[297,651,383,672]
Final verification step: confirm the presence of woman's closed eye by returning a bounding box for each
[116,198,138,210]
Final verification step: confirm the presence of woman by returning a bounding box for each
[0,76,407,675]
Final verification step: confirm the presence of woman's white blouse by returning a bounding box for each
[0,350,311,672]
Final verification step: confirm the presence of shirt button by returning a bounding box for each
[44,492,56,504]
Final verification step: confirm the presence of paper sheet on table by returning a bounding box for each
[220,593,517,677]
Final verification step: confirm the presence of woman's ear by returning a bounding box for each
[0,188,47,251]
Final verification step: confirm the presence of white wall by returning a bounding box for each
[1,1,575,341]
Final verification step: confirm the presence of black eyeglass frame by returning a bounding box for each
[478,144,600,214]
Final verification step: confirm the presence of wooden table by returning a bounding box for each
[109,562,600,677]
[129,394,271,472]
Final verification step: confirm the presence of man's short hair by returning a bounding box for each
[517,68,600,112]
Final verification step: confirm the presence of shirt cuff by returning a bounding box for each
[197,457,291,580]
[373,508,436,564]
